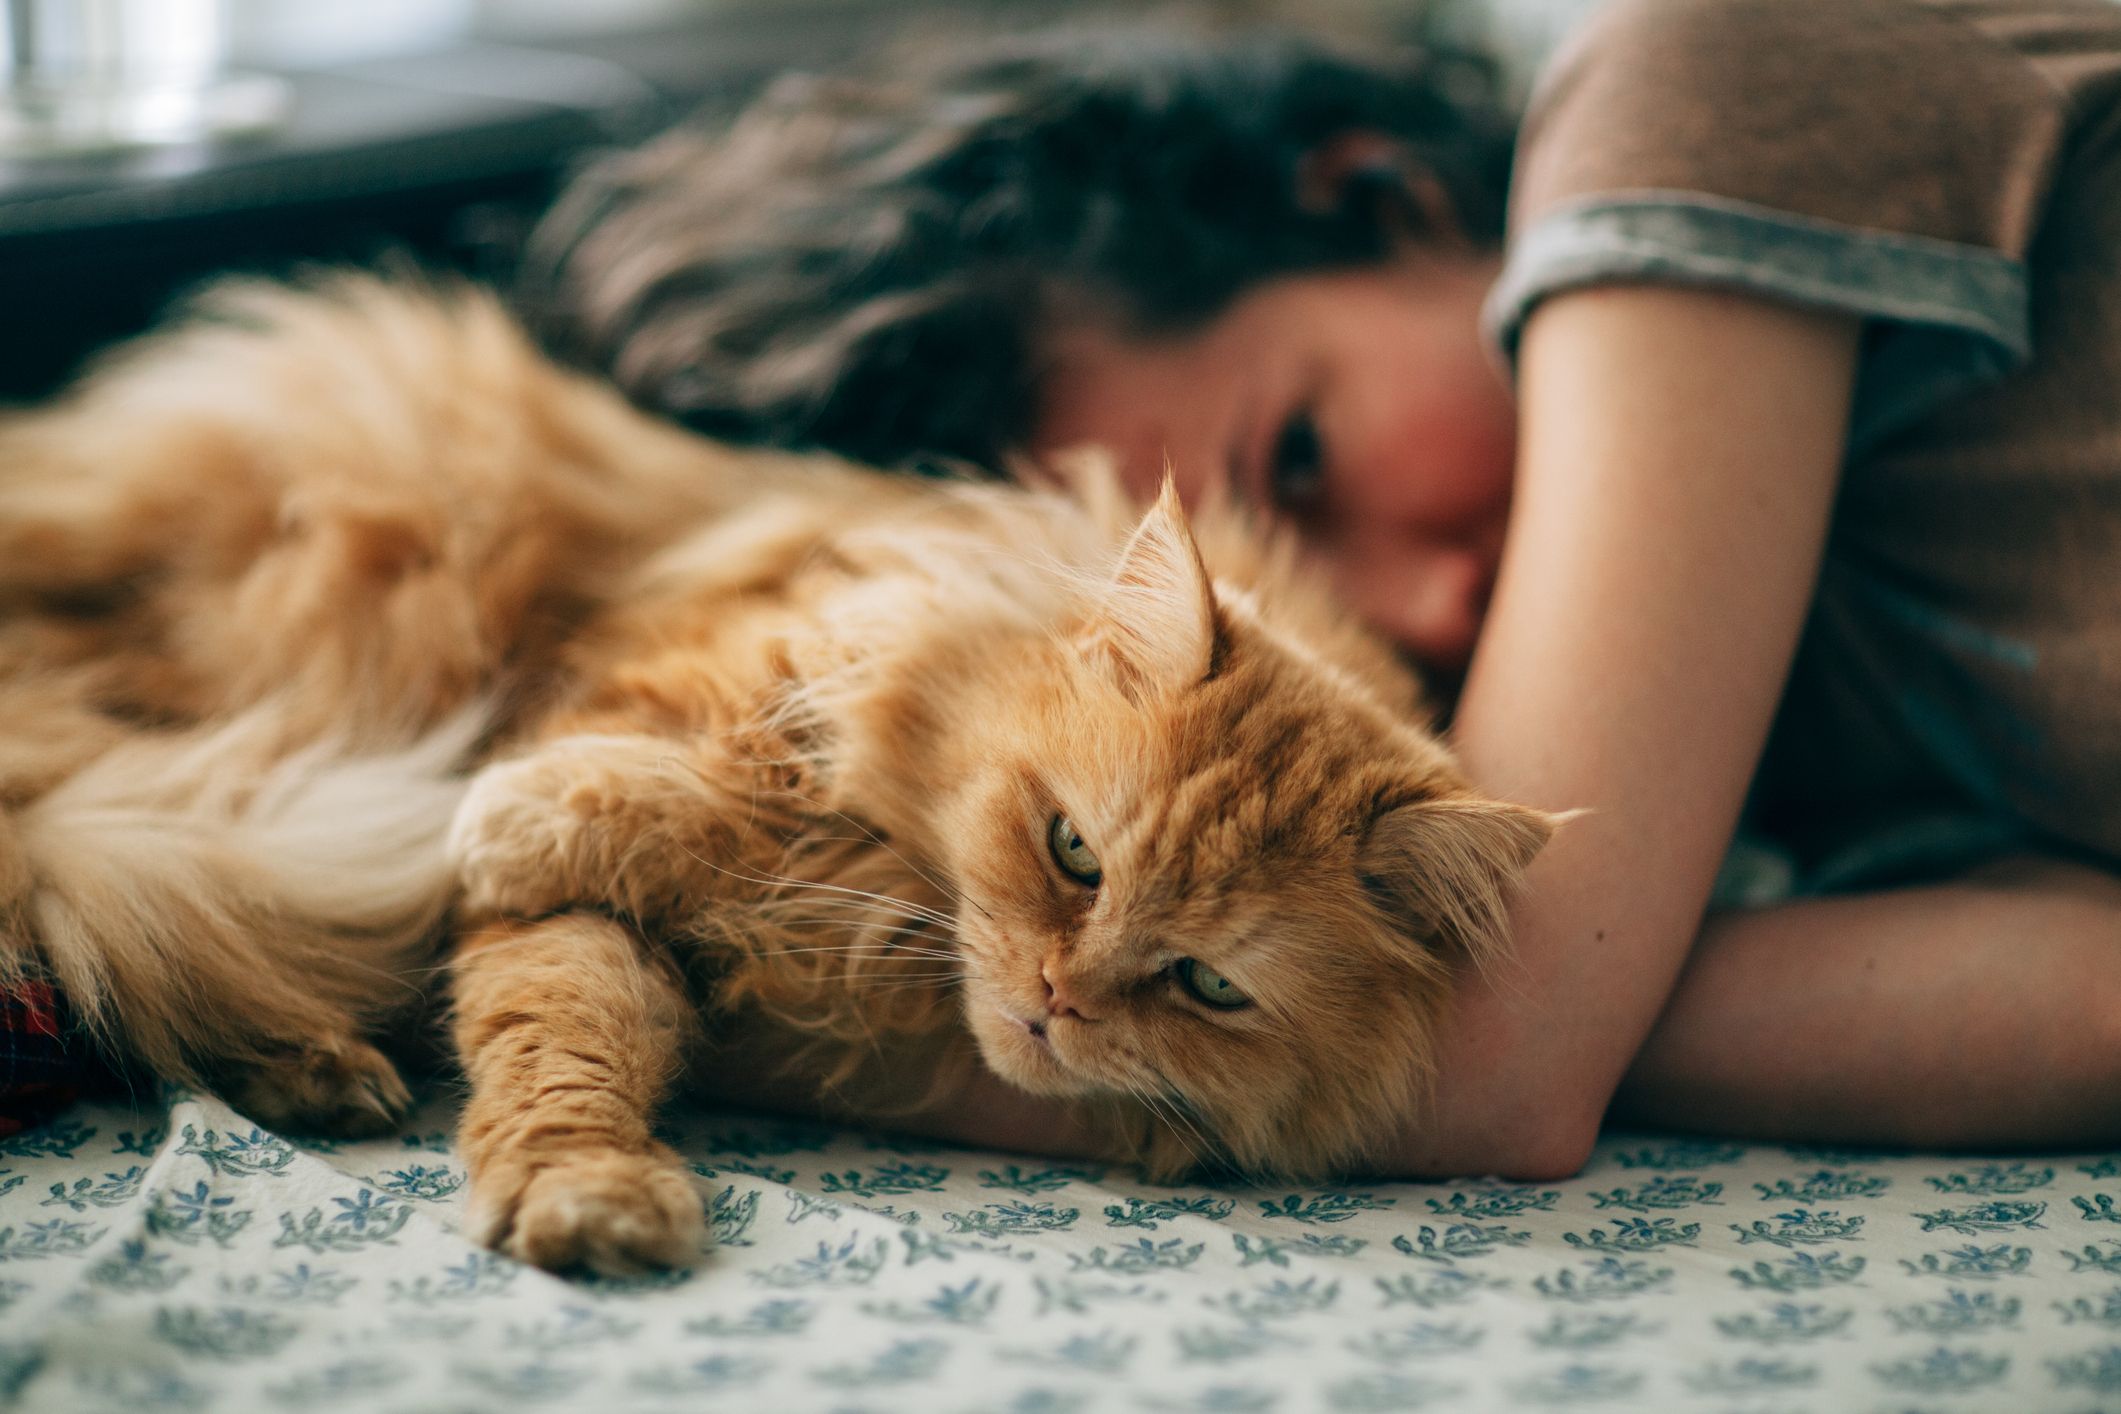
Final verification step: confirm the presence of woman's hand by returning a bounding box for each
[1383,285,1860,1179]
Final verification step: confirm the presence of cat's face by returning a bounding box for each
[944,485,1550,1179]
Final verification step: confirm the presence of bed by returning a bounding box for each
[4,1087,2118,1412]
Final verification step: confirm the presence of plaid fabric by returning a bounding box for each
[0,980,84,1139]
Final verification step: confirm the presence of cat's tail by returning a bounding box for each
[0,701,481,1089]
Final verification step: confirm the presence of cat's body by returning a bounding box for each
[0,276,1549,1275]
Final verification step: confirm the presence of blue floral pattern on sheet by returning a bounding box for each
[3,1091,2120,1411]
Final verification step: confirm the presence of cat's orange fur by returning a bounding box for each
[0,275,1551,1274]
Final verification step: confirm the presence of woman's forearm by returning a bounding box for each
[1383,288,1860,1179]
[1615,855,2121,1149]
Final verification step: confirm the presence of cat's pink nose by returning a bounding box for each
[1041,961,1093,1021]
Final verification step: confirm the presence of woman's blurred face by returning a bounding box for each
[1033,253,1514,675]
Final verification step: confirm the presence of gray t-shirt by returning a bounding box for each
[1486,0,2121,881]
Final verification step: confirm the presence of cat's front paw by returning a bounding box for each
[449,753,598,919]
[466,1144,708,1276]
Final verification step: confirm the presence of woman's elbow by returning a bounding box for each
[1475,1098,1603,1181]
[1492,1120,1600,1182]
[1371,1096,1603,1182]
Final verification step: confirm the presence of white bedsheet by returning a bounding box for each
[4,1089,2119,1412]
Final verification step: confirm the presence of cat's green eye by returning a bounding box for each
[1048,814,1101,886]
[1175,957,1251,1010]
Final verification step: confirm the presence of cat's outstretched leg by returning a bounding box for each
[453,911,708,1274]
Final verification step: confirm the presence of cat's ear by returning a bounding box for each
[1082,476,1218,701]
[1359,796,1556,967]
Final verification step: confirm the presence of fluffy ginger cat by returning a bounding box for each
[0,275,1552,1274]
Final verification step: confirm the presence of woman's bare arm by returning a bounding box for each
[1617,855,2121,1148]
[1384,285,1860,1178]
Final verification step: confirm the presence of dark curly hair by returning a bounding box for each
[519,23,1516,471]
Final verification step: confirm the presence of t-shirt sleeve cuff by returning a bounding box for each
[1482,192,2033,451]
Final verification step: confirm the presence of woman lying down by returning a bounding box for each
[6,0,2121,1275]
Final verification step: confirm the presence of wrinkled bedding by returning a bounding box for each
[4,1089,2120,1412]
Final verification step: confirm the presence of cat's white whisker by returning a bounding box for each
[754,908,954,937]
[755,896,958,933]
[1138,1059,1219,1168]
[748,927,956,950]
[742,944,961,965]
[749,872,958,929]
[675,845,961,930]
[1124,1080,1208,1174]
[860,977,964,994]
[744,787,990,924]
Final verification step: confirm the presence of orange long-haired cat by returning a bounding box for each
[0,276,1551,1274]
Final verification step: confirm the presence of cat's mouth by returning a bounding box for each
[971,1002,1103,1098]
[996,1006,1066,1065]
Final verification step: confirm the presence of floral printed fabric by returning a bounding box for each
[4,1093,2121,1412]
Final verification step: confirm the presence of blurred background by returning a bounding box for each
[0,0,1600,400]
